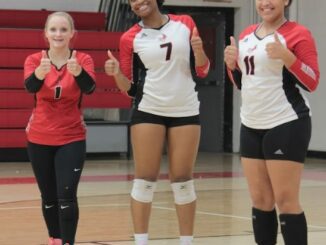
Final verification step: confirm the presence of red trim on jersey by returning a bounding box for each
[279,22,319,92]
[24,51,95,145]
[227,67,237,87]
[239,24,258,41]
[169,14,210,78]
[119,25,142,81]
[196,59,210,78]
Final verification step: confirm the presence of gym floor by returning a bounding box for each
[0,153,325,245]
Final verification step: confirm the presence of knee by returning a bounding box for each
[251,190,275,210]
[275,192,300,213]
[58,199,78,221]
[171,179,196,205]
[131,179,157,203]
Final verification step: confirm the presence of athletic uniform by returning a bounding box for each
[24,50,95,244]
[119,14,210,126]
[228,21,319,162]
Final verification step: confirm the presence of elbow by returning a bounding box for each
[308,80,319,92]
[83,84,96,94]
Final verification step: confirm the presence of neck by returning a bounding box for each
[261,16,287,32]
[142,12,166,29]
[48,48,71,59]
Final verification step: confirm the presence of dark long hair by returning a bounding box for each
[287,0,293,8]
[157,0,164,7]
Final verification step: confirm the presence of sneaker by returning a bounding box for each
[48,237,62,245]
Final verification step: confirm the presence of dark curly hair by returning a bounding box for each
[157,0,164,7]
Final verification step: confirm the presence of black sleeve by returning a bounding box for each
[24,72,44,93]
[230,68,242,90]
[74,68,96,94]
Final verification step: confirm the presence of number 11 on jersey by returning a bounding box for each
[244,56,255,75]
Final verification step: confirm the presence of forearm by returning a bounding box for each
[113,71,132,92]
[24,72,44,93]
[282,49,297,69]
[75,68,96,94]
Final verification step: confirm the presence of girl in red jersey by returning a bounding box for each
[104,0,210,244]
[24,12,95,245]
[224,0,319,244]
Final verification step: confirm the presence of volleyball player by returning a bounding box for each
[104,0,210,244]
[224,0,319,244]
[24,12,96,245]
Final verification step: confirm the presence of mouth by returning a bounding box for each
[136,3,149,12]
[260,7,274,14]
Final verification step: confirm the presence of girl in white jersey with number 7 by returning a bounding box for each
[224,0,319,244]
[104,0,210,244]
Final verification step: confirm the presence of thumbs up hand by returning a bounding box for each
[224,36,238,70]
[265,32,286,59]
[67,50,82,76]
[35,50,51,80]
[105,50,120,76]
[191,27,204,55]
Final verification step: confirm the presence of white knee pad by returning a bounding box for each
[131,179,157,203]
[171,180,196,205]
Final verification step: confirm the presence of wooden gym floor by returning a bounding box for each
[0,153,325,245]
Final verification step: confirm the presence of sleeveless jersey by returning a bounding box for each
[24,51,96,145]
[228,21,319,129]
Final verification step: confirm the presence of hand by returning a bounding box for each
[265,32,286,60]
[104,50,120,76]
[67,50,82,76]
[190,27,204,56]
[36,50,51,79]
[224,36,238,70]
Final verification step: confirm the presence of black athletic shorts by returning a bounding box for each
[240,117,311,163]
[130,109,200,128]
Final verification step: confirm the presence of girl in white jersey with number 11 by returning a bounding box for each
[224,0,319,244]
[105,0,210,244]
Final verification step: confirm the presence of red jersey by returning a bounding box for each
[24,51,96,145]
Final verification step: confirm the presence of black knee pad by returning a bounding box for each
[252,207,278,245]
[279,212,307,245]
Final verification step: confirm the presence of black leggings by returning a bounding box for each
[27,140,86,244]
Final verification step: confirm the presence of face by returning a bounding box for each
[256,0,289,23]
[129,0,159,18]
[45,15,74,49]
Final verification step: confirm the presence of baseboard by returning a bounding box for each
[307,150,326,159]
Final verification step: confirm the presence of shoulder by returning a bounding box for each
[280,21,313,39]
[121,24,142,43]
[169,14,193,22]
[24,51,42,65]
[239,24,258,40]
[278,21,316,49]
[74,51,93,62]
[169,14,194,25]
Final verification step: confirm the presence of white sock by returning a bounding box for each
[180,235,193,245]
[134,233,148,245]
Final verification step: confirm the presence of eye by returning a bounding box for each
[60,27,68,33]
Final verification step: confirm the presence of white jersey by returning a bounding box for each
[228,21,319,129]
[119,14,208,117]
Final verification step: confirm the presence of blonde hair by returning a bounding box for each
[44,11,75,31]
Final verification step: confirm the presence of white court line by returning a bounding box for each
[0,202,169,211]
[153,205,326,230]
[1,202,325,230]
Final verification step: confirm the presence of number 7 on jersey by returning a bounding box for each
[160,42,172,61]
